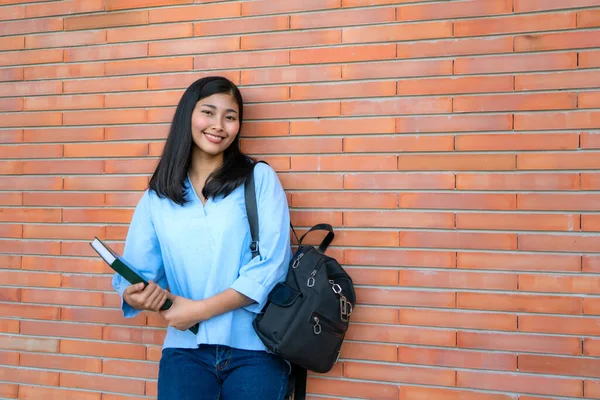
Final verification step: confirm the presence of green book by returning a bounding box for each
[90,237,199,335]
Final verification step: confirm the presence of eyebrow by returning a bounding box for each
[200,104,238,114]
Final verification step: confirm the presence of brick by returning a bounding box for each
[344,361,455,386]
[241,137,341,154]
[586,380,600,399]
[60,339,146,359]
[585,338,600,356]
[61,307,146,326]
[242,30,341,50]
[109,22,193,42]
[0,36,23,51]
[520,315,600,336]
[399,0,511,21]
[105,125,167,140]
[401,387,515,400]
[457,292,582,314]
[23,256,106,274]
[0,239,61,255]
[246,101,340,120]
[18,386,101,400]
[0,208,58,223]
[584,256,600,273]
[146,108,174,124]
[457,370,582,397]
[456,133,579,151]
[64,142,147,158]
[341,342,397,362]
[0,270,61,287]
[400,309,516,331]
[0,129,22,143]
[398,345,516,371]
[347,323,455,347]
[0,81,62,96]
[24,160,104,175]
[0,335,59,352]
[579,9,600,28]
[149,36,239,57]
[105,57,193,76]
[63,209,133,224]
[0,17,63,36]
[585,298,600,315]
[402,192,516,210]
[519,274,600,295]
[518,193,600,211]
[0,255,21,269]
[26,0,103,17]
[520,233,600,253]
[343,21,452,44]
[64,42,147,63]
[517,111,600,131]
[242,65,341,85]
[397,114,513,133]
[105,159,158,174]
[400,270,516,290]
[583,215,600,231]
[292,192,397,209]
[103,326,166,345]
[20,320,103,340]
[103,360,159,379]
[455,93,577,112]
[292,7,394,29]
[345,135,453,153]
[59,372,146,395]
[458,212,580,232]
[22,288,103,307]
[455,52,576,74]
[292,44,395,65]
[23,192,105,207]
[343,59,452,80]
[514,0,600,11]
[23,224,105,240]
[350,306,398,325]
[520,355,600,378]
[0,365,59,386]
[346,267,398,286]
[25,30,106,49]
[64,10,149,30]
[342,97,452,116]
[62,274,112,291]
[515,30,600,52]
[290,210,343,226]
[580,50,600,68]
[457,172,579,191]
[63,109,146,126]
[345,249,455,268]
[241,86,290,103]
[291,155,396,171]
[398,36,513,58]
[106,0,192,11]
[455,12,575,36]
[398,75,513,96]
[401,231,516,250]
[308,378,398,400]
[0,303,59,320]
[198,50,288,72]
[242,0,340,16]
[344,211,453,229]
[358,287,454,308]
[291,118,394,135]
[0,98,20,112]
[148,70,240,90]
[0,67,23,82]
[196,15,287,36]
[0,348,18,362]
[0,176,62,190]
[64,76,147,94]
[0,5,24,21]
[516,71,600,91]
[64,176,148,191]
[344,172,454,190]
[399,154,516,171]
[343,0,434,5]
[24,94,104,110]
[580,92,600,109]
[518,152,600,170]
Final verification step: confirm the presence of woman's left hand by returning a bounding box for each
[160,292,210,331]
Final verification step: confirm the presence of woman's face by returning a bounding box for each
[190,92,240,158]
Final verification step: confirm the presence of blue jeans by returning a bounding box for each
[157,345,289,400]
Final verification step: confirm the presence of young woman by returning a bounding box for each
[112,76,292,399]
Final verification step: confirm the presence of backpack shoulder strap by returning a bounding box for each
[244,161,267,259]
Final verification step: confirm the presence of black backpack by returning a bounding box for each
[244,162,356,400]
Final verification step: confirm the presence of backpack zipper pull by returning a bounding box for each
[307,270,316,287]
[292,252,304,269]
[313,316,322,335]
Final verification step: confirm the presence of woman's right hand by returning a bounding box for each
[123,281,168,311]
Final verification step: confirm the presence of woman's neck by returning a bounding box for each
[189,148,224,184]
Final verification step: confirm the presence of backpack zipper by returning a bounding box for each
[311,312,345,336]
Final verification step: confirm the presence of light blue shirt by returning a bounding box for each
[112,163,291,351]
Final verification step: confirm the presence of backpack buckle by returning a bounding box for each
[250,241,259,254]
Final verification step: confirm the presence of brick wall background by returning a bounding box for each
[1,0,600,399]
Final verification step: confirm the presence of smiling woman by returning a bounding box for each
[111,76,292,400]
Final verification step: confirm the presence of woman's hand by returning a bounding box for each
[123,281,168,312]
[160,292,211,331]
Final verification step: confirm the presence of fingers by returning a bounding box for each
[142,282,165,311]
[149,288,168,311]
[123,282,144,296]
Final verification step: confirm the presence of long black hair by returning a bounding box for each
[149,76,254,205]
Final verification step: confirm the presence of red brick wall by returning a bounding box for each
[1,0,600,399]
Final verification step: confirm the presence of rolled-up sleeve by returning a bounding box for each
[111,190,166,318]
[230,163,291,313]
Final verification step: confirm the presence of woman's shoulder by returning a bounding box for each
[252,161,277,183]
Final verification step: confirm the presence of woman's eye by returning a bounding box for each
[226,116,236,121]
[202,110,212,115]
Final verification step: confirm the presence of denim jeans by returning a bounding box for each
[157,345,289,400]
